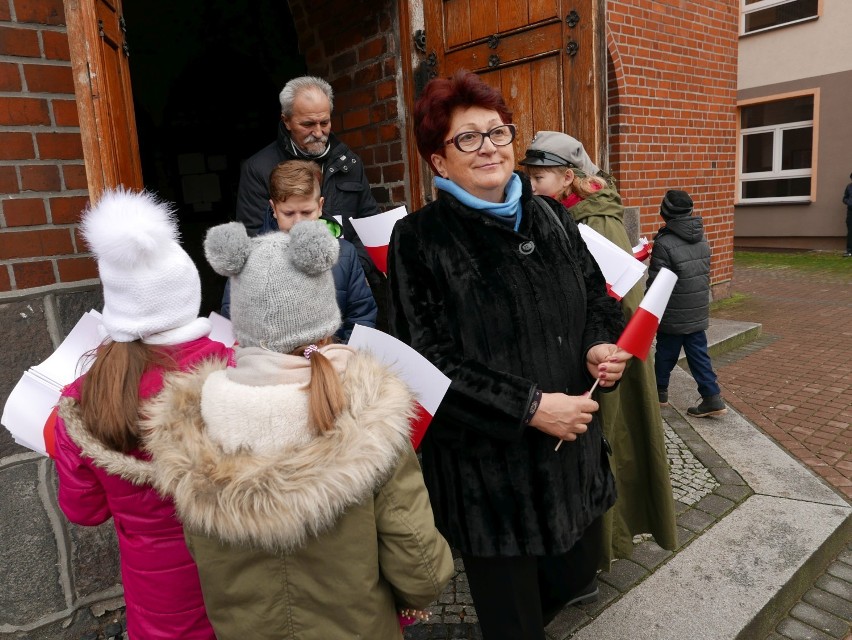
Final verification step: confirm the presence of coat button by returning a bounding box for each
[519,241,535,255]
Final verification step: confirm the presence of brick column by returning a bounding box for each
[0,1,124,637]
[606,0,738,291]
[288,0,408,209]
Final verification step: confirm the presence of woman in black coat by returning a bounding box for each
[387,71,630,640]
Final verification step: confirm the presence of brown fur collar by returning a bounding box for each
[141,351,415,552]
[58,396,154,486]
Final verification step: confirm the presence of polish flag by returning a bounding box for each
[632,237,651,261]
[348,325,451,450]
[616,267,677,361]
[578,224,647,301]
[349,206,408,274]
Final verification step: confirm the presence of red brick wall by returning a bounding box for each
[606,0,738,288]
[288,0,406,208]
[0,0,95,293]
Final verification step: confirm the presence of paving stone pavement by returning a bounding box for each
[709,261,851,640]
[711,263,852,501]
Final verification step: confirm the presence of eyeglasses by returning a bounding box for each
[444,124,517,153]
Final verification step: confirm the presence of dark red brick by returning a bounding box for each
[0,166,18,194]
[41,30,70,60]
[20,164,60,192]
[0,264,10,291]
[342,108,370,130]
[0,26,40,57]
[382,162,404,182]
[353,63,382,87]
[13,0,65,25]
[57,256,97,282]
[35,132,83,160]
[0,97,50,126]
[0,62,21,91]
[52,99,80,127]
[0,227,73,258]
[0,132,35,160]
[13,260,55,288]
[23,63,75,94]
[62,164,88,190]
[3,197,46,226]
[49,195,88,224]
[358,36,386,62]
[378,124,400,142]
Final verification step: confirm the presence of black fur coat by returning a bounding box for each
[387,173,624,557]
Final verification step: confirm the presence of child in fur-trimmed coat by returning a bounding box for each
[142,220,454,640]
[53,190,227,640]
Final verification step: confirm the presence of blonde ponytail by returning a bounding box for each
[293,340,348,433]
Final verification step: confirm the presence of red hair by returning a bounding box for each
[414,70,513,172]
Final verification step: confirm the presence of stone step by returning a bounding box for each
[567,328,851,640]
[677,317,763,369]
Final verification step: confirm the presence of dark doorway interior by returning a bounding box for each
[123,0,306,314]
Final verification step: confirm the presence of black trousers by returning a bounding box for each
[462,517,602,640]
[846,207,852,252]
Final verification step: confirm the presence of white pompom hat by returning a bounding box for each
[80,188,205,344]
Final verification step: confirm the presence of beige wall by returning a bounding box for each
[735,69,852,249]
[738,2,852,90]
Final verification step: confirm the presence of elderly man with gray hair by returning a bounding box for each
[234,76,381,275]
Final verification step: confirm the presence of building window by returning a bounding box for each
[741,0,819,35]
[738,94,814,203]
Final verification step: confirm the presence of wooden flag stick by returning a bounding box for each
[553,345,615,452]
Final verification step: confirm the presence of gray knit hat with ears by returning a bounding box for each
[204,220,341,353]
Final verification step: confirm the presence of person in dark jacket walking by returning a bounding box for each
[649,190,727,417]
[842,172,852,257]
[387,70,630,640]
[221,160,377,342]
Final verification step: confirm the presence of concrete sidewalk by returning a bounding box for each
[405,318,852,640]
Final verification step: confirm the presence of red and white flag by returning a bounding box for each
[578,224,647,301]
[616,267,677,361]
[348,325,451,450]
[349,206,408,274]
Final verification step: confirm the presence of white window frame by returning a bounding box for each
[740,0,820,36]
[736,90,818,205]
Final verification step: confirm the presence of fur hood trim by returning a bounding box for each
[142,352,415,552]
[58,396,154,485]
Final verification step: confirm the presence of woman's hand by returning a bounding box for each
[528,392,599,441]
[586,344,631,388]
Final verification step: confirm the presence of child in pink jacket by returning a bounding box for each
[53,189,229,639]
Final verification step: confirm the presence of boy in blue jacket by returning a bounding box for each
[220,160,377,341]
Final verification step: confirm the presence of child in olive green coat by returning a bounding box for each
[145,220,453,640]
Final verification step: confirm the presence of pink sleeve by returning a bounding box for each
[54,417,111,526]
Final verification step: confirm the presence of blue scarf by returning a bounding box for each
[435,173,523,231]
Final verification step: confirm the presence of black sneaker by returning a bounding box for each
[687,395,727,417]
[658,388,669,406]
[566,577,600,607]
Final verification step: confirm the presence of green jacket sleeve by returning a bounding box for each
[374,447,454,609]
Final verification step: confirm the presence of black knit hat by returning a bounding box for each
[660,190,694,220]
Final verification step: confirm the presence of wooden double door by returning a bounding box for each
[420,0,606,171]
[64,0,605,204]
